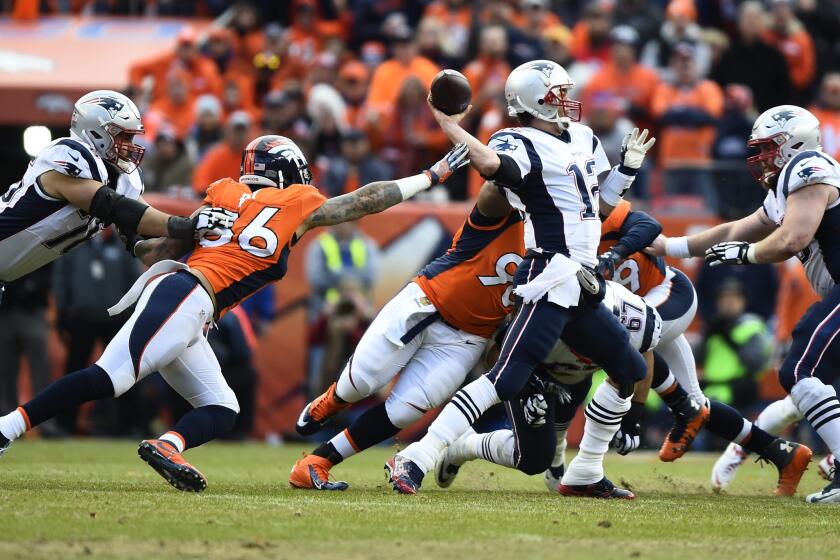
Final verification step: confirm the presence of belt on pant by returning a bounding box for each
[400,311,459,344]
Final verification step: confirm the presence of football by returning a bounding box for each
[430,69,472,116]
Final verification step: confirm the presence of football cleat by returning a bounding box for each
[557,477,635,499]
[544,464,565,492]
[773,441,812,497]
[711,443,747,491]
[434,447,461,489]
[289,455,349,491]
[806,463,840,504]
[296,382,350,436]
[385,455,425,495]
[659,400,710,462]
[0,433,11,458]
[138,439,207,493]
[818,454,836,481]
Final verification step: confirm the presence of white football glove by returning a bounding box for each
[193,207,238,239]
[705,241,753,267]
[620,128,656,170]
[612,428,641,456]
[523,393,549,427]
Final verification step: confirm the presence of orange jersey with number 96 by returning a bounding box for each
[187,177,326,316]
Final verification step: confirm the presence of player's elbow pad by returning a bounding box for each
[483,154,522,188]
[600,165,637,206]
[89,187,149,235]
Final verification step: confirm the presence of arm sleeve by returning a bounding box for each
[612,211,663,258]
[485,154,523,188]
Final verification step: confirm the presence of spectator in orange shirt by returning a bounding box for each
[364,26,439,126]
[147,69,195,139]
[764,0,816,104]
[582,25,659,128]
[287,0,324,68]
[651,43,724,207]
[189,94,224,159]
[204,27,256,110]
[337,61,371,131]
[462,25,510,119]
[128,26,223,103]
[569,1,614,65]
[192,111,252,196]
[423,0,471,64]
[810,72,840,162]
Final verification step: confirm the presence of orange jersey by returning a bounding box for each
[188,178,326,316]
[414,207,525,338]
[599,200,666,296]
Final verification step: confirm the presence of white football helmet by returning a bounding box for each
[747,104,821,184]
[71,90,145,174]
[504,60,581,128]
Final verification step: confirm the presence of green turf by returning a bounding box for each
[0,440,838,559]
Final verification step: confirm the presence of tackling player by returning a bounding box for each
[0,135,469,492]
[288,182,523,490]
[385,60,656,494]
[0,90,228,291]
[650,105,840,503]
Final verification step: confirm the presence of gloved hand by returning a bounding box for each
[577,265,606,308]
[523,393,548,427]
[597,249,623,278]
[705,241,753,266]
[424,143,470,184]
[612,401,645,455]
[193,207,238,240]
[619,128,656,170]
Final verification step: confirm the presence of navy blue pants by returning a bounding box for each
[779,284,840,392]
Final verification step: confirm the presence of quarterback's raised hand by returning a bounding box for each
[193,207,238,240]
[620,128,656,171]
[424,143,470,184]
[705,241,754,267]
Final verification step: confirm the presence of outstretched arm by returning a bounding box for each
[427,98,501,177]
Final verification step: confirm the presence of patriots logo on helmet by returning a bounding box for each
[798,166,824,180]
[54,160,82,177]
[83,96,125,117]
[527,61,555,79]
[771,110,798,126]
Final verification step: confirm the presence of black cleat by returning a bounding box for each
[557,477,635,499]
[138,440,207,493]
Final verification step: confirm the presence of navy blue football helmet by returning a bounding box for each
[239,135,312,189]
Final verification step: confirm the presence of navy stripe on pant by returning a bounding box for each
[128,271,199,377]
[655,268,695,321]
[779,283,840,392]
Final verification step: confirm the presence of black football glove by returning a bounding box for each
[705,241,752,267]
[597,249,623,278]
[577,265,607,308]
[612,401,645,455]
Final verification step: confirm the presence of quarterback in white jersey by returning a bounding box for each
[654,105,840,503]
[388,60,657,496]
[0,90,229,286]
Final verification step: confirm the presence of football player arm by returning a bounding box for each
[650,207,776,258]
[427,99,501,177]
[39,171,201,240]
[133,204,213,266]
[613,211,662,258]
[476,181,512,218]
[749,184,833,263]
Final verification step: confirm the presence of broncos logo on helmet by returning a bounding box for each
[240,135,312,189]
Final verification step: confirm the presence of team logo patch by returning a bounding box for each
[527,61,555,79]
[82,96,124,117]
[493,137,518,153]
[798,166,824,180]
[771,110,798,126]
[54,160,82,177]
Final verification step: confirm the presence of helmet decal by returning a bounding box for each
[82,96,125,117]
[527,61,555,79]
[771,110,798,126]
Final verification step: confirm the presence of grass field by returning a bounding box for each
[0,440,838,559]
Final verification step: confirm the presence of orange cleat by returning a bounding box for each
[659,401,710,462]
[774,441,813,497]
[138,439,207,492]
[289,454,349,491]
[296,382,351,436]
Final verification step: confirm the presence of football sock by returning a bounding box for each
[562,382,629,486]
[6,365,115,439]
[169,405,237,451]
[791,377,840,458]
[443,427,479,465]
[399,375,500,473]
[451,429,516,468]
[707,400,752,444]
[314,402,400,465]
[552,421,570,469]
[160,431,186,453]
[755,396,803,434]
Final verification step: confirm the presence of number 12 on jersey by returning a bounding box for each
[568,160,598,220]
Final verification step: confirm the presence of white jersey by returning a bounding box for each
[0,133,143,281]
[541,281,662,385]
[762,149,840,297]
[488,122,611,268]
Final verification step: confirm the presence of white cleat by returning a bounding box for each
[806,474,840,504]
[711,442,747,491]
[434,428,476,488]
[818,454,836,481]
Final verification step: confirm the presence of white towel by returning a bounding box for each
[513,253,582,308]
[107,260,190,317]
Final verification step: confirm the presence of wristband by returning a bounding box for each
[746,244,757,264]
[395,173,433,200]
[600,166,635,206]
[665,236,691,258]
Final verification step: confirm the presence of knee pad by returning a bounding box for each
[384,395,425,429]
[97,361,135,398]
[335,356,383,402]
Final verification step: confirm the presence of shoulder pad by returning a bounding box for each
[779,150,840,197]
[38,138,107,183]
